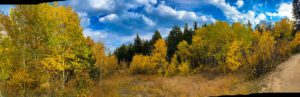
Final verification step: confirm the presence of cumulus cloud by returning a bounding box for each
[208,0,267,26]
[67,0,289,49]
[236,0,244,8]
[277,3,293,20]
[99,14,119,22]
[208,0,243,22]
[90,1,216,49]
[242,11,267,26]
[89,0,115,10]
[143,2,215,27]
[265,2,293,20]
[64,0,158,16]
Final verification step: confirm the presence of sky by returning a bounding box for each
[0,0,295,51]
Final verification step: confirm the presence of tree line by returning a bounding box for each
[115,18,300,77]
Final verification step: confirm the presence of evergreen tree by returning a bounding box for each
[293,0,300,32]
[115,44,128,62]
[142,40,151,55]
[167,25,183,60]
[183,23,193,44]
[293,0,300,19]
[194,21,198,31]
[150,30,162,45]
[134,33,143,54]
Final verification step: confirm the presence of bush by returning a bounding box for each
[130,55,156,74]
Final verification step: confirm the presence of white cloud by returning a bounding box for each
[277,3,293,20]
[266,12,278,17]
[208,0,268,27]
[209,0,243,22]
[257,13,266,20]
[99,14,119,22]
[83,28,106,40]
[65,0,158,15]
[67,0,216,50]
[89,0,114,10]
[142,15,156,26]
[145,2,216,26]
[265,2,293,20]
[236,0,244,8]
[99,12,156,29]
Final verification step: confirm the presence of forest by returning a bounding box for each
[0,1,300,96]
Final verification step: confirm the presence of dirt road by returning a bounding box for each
[261,54,300,92]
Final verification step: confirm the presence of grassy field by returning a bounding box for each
[90,72,262,97]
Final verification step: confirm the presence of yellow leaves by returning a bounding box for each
[152,39,167,58]
[40,55,65,71]
[166,54,178,76]
[130,54,154,74]
[101,55,118,75]
[178,62,190,76]
[89,41,118,75]
[130,39,168,75]
[93,43,105,65]
[273,18,294,40]
[290,32,300,49]
[258,32,276,60]
[177,40,190,62]
[226,41,242,71]
[152,39,168,75]
[9,69,34,89]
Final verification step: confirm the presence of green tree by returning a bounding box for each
[293,0,300,19]
[183,23,193,44]
[167,25,183,60]
[150,30,162,45]
[134,33,143,54]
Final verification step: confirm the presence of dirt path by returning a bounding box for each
[261,54,300,92]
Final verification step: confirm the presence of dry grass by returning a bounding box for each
[90,73,262,97]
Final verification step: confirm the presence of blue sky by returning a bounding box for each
[0,0,294,51]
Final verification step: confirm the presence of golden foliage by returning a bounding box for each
[226,41,242,71]
[178,62,190,76]
[130,54,154,74]
[166,54,178,76]
[151,39,168,75]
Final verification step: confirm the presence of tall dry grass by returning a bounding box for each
[90,73,261,97]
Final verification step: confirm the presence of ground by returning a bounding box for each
[261,54,300,92]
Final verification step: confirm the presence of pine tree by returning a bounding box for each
[134,33,143,54]
[150,30,162,45]
[183,23,193,44]
[293,0,300,19]
[293,0,300,32]
[194,21,198,31]
[167,25,183,60]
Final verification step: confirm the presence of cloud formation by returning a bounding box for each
[236,0,244,8]
[265,2,293,20]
